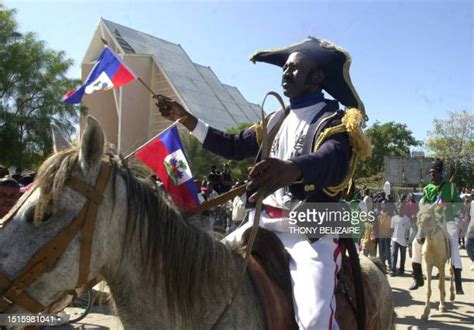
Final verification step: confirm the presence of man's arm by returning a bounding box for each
[289,132,351,193]
[155,94,259,160]
[200,125,260,161]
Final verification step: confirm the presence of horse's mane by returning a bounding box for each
[418,202,435,214]
[34,148,234,324]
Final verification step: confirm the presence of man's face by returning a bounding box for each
[398,203,406,216]
[0,185,20,217]
[429,170,442,183]
[282,52,321,99]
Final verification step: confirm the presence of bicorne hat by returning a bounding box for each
[250,37,367,121]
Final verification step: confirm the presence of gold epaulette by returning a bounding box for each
[313,108,372,197]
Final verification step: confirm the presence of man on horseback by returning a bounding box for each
[410,159,464,294]
[156,37,371,329]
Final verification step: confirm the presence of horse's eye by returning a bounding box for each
[23,206,51,224]
[41,212,52,223]
[24,206,35,224]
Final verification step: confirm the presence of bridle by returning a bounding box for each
[0,162,111,314]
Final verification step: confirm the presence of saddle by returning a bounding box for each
[240,228,378,330]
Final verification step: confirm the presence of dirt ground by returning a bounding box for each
[49,250,474,329]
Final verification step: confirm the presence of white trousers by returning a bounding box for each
[224,210,341,330]
[412,222,462,269]
[447,221,462,269]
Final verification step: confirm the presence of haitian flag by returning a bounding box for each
[63,47,136,104]
[135,125,199,210]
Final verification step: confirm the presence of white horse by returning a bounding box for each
[416,203,455,320]
[0,117,395,329]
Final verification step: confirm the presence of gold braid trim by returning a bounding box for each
[249,112,274,145]
[315,108,372,196]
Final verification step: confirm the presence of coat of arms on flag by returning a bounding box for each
[164,150,192,186]
[84,72,115,94]
[135,125,199,210]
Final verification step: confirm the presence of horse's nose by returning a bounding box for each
[417,238,425,245]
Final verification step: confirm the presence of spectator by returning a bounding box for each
[386,194,397,216]
[0,166,8,179]
[11,167,22,183]
[194,179,206,204]
[220,163,233,193]
[471,189,474,225]
[0,178,21,217]
[390,202,411,276]
[406,193,419,258]
[361,218,377,257]
[231,182,247,228]
[348,188,362,251]
[359,188,373,213]
[466,207,474,271]
[383,180,391,197]
[19,172,35,187]
[377,200,393,269]
[207,165,222,194]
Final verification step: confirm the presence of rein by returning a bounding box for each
[210,91,287,328]
[0,163,111,314]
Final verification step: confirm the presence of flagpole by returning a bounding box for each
[99,36,159,98]
[97,35,184,161]
[137,77,158,96]
[124,117,185,160]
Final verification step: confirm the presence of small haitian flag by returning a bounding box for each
[135,125,199,210]
[63,47,136,104]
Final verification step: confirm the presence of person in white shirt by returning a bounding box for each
[359,188,373,214]
[391,202,411,276]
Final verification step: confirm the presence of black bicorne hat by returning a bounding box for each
[250,37,367,121]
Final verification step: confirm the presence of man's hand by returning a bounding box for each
[154,94,197,131]
[246,158,302,203]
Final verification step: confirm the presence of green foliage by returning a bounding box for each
[180,123,253,182]
[355,121,421,178]
[426,110,474,188]
[0,4,80,169]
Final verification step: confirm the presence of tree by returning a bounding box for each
[355,121,421,178]
[0,5,79,169]
[181,123,253,182]
[426,110,474,188]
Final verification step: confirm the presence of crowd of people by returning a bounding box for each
[347,167,474,296]
[0,166,35,218]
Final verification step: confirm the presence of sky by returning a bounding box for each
[3,0,473,144]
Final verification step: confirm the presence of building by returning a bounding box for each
[80,18,261,154]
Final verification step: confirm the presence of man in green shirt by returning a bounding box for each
[409,159,464,294]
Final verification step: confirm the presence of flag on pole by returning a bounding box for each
[63,47,136,104]
[135,125,199,210]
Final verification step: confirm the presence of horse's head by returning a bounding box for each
[415,203,438,244]
[0,117,125,314]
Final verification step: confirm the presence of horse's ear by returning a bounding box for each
[79,116,105,174]
[51,123,71,152]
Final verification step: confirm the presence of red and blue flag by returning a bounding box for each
[63,47,136,104]
[135,125,199,210]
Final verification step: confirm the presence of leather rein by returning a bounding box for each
[0,162,111,314]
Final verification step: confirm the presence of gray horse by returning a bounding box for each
[0,117,395,329]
